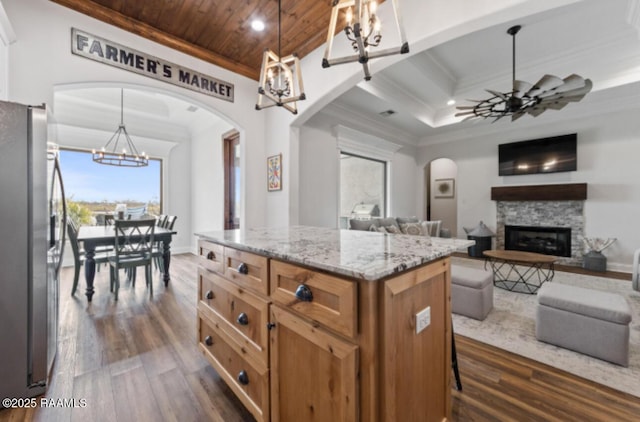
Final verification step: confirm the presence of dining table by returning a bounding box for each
[77,225,177,302]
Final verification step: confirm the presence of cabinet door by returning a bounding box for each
[270,305,358,422]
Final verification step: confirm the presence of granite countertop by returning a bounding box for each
[196,225,474,281]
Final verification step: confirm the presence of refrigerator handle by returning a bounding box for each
[54,157,67,276]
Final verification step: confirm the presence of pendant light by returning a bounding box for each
[322,0,409,81]
[92,88,149,167]
[256,0,306,114]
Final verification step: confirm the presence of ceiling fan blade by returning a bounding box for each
[511,111,527,122]
[512,80,533,98]
[545,102,569,110]
[526,105,548,117]
[455,110,476,117]
[455,105,477,110]
[537,75,590,98]
[462,114,479,122]
[526,75,564,97]
[486,89,509,100]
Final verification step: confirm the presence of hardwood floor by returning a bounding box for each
[1,253,638,421]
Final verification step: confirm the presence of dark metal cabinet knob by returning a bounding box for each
[295,284,313,302]
[205,290,214,300]
[206,251,215,260]
[237,312,249,326]
[237,262,249,274]
[237,370,249,385]
[266,322,276,330]
[204,336,213,346]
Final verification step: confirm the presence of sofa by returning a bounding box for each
[349,217,444,237]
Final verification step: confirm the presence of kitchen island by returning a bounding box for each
[194,226,473,422]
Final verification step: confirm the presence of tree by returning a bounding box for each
[67,199,92,226]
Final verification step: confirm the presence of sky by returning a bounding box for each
[59,149,161,203]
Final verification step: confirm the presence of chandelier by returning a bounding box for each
[92,88,149,167]
[456,25,592,122]
[256,0,305,114]
[322,0,409,81]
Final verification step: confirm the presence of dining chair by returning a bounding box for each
[67,218,110,296]
[154,215,177,272]
[109,218,156,300]
[125,205,147,220]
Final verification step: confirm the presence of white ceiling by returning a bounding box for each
[54,0,640,150]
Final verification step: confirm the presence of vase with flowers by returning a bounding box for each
[582,237,616,272]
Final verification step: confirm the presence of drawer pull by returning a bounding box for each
[295,284,313,302]
[205,290,214,300]
[237,262,249,275]
[204,335,213,346]
[206,251,215,260]
[237,312,249,326]
[237,370,249,385]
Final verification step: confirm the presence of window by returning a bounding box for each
[340,152,387,218]
[59,148,162,225]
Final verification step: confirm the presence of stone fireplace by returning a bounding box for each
[492,184,587,265]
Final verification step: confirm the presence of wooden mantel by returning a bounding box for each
[491,183,587,201]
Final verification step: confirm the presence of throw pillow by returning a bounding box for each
[369,224,379,232]
[420,221,439,237]
[376,226,388,233]
[397,216,420,225]
[400,222,423,235]
[377,217,400,231]
[351,218,377,231]
[383,225,400,234]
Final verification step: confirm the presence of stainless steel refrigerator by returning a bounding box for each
[0,100,66,401]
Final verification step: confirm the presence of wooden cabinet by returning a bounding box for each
[197,242,451,422]
[269,305,358,422]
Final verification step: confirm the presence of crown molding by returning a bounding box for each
[333,125,403,162]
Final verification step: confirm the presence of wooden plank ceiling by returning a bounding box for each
[50,0,337,80]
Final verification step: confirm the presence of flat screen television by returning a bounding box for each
[498,134,577,176]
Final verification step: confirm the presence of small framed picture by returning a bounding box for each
[267,153,282,191]
[434,178,455,198]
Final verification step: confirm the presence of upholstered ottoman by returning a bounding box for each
[536,283,632,366]
[451,265,494,320]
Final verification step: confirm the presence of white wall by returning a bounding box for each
[429,158,458,236]
[3,0,268,255]
[190,119,234,248]
[299,125,420,227]
[417,108,640,272]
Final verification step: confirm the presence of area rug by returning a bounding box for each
[451,256,640,398]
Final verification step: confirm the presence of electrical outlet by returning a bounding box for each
[416,306,431,334]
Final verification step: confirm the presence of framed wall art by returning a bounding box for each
[267,153,282,191]
[434,178,455,198]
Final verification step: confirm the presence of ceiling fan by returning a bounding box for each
[456,25,592,122]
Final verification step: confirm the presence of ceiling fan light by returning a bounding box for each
[457,25,591,122]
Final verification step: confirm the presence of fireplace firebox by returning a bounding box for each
[505,225,571,257]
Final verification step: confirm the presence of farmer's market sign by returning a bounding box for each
[71,28,234,102]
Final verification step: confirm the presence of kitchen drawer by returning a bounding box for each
[198,268,269,365]
[224,247,269,296]
[198,240,224,274]
[198,316,269,422]
[270,260,357,338]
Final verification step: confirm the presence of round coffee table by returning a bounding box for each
[483,250,556,294]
